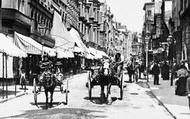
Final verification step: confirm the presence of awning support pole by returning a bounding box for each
[2,52,5,99]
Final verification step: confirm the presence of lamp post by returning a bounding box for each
[167,34,174,86]
[145,33,150,82]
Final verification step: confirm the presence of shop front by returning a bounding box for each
[13,32,56,85]
[0,33,27,98]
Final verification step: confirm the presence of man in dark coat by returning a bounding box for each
[152,62,160,85]
[127,63,134,83]
[161,61,170,80]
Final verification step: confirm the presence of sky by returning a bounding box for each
[106,0,151,33]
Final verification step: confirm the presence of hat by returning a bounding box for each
[41,61,53,69]
[55,61,62,66]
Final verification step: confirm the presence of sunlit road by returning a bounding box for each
[0,72,173,119]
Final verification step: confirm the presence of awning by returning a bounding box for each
[86,53,95,59]
[69,28,88,54]
[43,46,56,57]
[14,32,42,55]
[51,11,75,51]
[97,50,109,58]
[88,47,97,56]
[87,47,109,59]
[73,46,84,53]
[56,48,74,58]
[0,33,27,57]
[14,32,56,56]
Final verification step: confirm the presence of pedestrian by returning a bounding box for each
[127,62,134,83]
[139,62,145,79]
[170,61,179,86]
[133,62,139,82]
[161,61,170,80]
[175,61,188,96]
[20,68,26,89]
[152,61,160,85]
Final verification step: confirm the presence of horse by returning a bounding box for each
[96,60,116,104]
[38,68,63,108]
[99,59,124,104]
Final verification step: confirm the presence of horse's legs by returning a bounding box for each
[45,90,48,109]
[100,85,105,102]
[50,89,54,107]
[107,83,112,104]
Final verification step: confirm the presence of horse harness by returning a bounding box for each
[41,71,55,88]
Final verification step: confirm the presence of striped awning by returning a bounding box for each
[0,33,27,57]
[14,32,42,55]
[69,28,88,54]
[51,11,75,52]
[14,32,56,56]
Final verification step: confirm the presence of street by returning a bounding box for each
[0,72,173,119]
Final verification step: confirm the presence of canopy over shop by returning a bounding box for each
[87,47,109,59]
[51,11,75,58]
[69,28,88,56]
[14,32,56,56]
[0,33,27,78]
[0,33,27,99]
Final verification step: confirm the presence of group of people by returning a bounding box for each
[149,61,170,85]
[149,60,190,98]
[125,60,146,83]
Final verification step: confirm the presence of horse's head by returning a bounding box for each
[42,70,55,88]
[103,61,110,76]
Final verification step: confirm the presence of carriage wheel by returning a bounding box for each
[88,71,92,99]
[120,72,124,100]
[33,78,37,105]
[65,78,69,105]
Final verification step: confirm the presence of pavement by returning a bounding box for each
[0,84,31,103]
[142,74,190,119]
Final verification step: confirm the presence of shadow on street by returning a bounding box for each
[84,96,118,105]
[2,108,106,119]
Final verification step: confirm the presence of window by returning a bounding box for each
[147,10,151,17]
[181,0,184,10]
[185,0,187,7]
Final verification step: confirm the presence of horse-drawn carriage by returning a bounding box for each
[87,59,124,104]
[33,61,69,108]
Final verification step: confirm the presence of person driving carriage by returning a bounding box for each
[36,54,53,92]
[37,55,63,93]
[39,54,53,71]
[113,53,124,77]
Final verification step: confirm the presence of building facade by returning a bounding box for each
[142,2,155,62]
[142,0,172,62]
[29,0,55,47]
[1,0,31,36]
[179,0,190,63]
[66,0,79,30]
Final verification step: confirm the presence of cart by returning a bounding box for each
[87,65,124,100]
[33,73,69,106]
